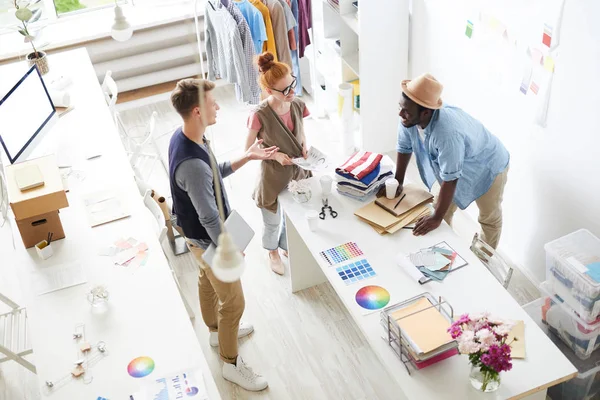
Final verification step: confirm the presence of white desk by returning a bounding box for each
[0,49,221,400]
[280,174,577,400]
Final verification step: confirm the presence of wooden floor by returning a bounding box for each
[0,86,540,400]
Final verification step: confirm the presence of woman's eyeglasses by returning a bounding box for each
[271,76,297,96]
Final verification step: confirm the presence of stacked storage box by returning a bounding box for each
[523,297,600,400]
[540,229,600,360]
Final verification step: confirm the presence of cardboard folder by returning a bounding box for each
[375,184,434,217]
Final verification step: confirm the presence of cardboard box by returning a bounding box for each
[16,210,65,248]
[5,154,69,220]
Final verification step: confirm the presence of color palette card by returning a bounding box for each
[336,259,376,286]
[319,242,364,266]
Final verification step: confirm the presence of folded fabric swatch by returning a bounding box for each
[337,189,371,202]
[336,164,381,186]
[337,181,384,199]
[337,171,393,191]
[336,150,383,180]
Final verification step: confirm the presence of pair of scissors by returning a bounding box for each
[319,198,338,220]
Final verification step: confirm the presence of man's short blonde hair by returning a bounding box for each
[170,78,216,118]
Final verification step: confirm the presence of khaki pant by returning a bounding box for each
[187,242,245,364]
[441,167,509,249]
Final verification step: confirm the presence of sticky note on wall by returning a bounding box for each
[542,24,553,47]
[465,20,474,38]
[543,56,555,72]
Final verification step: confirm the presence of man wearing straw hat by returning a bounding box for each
[390,73,510,249]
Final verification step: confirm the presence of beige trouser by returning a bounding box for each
[187,242,245,364]
[441,167,509,249]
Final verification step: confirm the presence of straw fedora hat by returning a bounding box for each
[401,73,443,110]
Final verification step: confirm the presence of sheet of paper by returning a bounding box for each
[291,146,329,171]
[391,297,453,354]
[396,253,426,282]
[508,320,526,359]
[138,369,208,400]
[84,190,130,227]
[31,262,87,296]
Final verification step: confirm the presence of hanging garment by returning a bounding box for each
[297,0,311,58]
[264,0,292,68]
[205,1,251,103]
[277,0,297,51]
[249,0,278,59]
[233,0,268,55]
[290,0,302,95]
[225,1,261,104]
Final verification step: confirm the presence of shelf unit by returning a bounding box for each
[307,0,409,154]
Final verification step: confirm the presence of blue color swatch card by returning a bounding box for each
[336,259,376,285]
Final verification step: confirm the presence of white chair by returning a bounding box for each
[470,233,514,289]
[0,292,36,374]
[142,191,195,320]
[124,111,162,182]
[101,70,118,119]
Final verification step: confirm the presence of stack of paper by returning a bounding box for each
[99,237,149,267]
[390,297,457,367]
[354,185,433,234]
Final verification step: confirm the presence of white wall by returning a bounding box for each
[409,0,600,283]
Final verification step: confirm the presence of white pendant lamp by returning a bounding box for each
[211,231,246,283]
[111,3,133,42]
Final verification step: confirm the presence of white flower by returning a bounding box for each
[458,339,480,354]
[470,311,490,321]
[475,328,497,351]
[493,324,513,337]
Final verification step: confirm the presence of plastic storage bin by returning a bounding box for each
[523,297,600,400]
[540,281,600,360]
[545,229,600,323]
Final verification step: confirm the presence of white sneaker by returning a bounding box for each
[209,321,254,347]
[222,356,268,391]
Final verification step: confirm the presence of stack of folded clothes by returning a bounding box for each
[335,151,393,201]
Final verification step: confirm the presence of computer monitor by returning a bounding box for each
[0,65,57,164]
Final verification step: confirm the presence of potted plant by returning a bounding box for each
[14,0,49,74]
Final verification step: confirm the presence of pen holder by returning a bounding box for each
[35,240,54,260]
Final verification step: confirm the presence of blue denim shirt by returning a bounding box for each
[397,105,509,210]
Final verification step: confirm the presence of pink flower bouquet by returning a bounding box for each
[448,312,516,392]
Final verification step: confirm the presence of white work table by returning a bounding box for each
[0,49,220,399]
[280,174,577,400]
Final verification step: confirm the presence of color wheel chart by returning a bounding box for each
[336,259,377,285]
[355,285,390,310]
[319,242,364,266]
[128,356,155,378]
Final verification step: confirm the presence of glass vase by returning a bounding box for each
[87,285,109,307]
[292,189,312,204]
[469,365,501,393]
